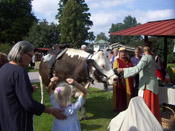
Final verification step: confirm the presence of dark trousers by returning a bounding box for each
[133,74,139,96]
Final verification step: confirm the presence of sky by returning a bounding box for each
[32,0,175,37]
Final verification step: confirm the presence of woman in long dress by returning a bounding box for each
[113,47,134,112]
[117,43,161,122]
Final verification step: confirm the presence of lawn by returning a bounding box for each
[26,67,39,72]
[32,83,118,131]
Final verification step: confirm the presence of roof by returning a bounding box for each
[94,39,110,44]
[111,19,175,37]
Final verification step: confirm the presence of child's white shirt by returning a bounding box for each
[50,94,85,131]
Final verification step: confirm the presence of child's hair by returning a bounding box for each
[54,83,72,107]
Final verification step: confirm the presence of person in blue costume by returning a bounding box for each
[0,41,66,131]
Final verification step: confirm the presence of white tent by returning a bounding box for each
[108,97,163,131]
[107,43,135,52]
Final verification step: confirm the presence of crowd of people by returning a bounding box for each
[0,40,165,130]
[111,41,164,123]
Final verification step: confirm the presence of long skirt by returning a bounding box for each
[143,89,161,123]
[113,81,127,112]
[113,78,134,112]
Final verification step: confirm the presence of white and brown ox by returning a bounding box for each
[39,48,117,119]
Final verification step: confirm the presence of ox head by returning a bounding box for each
[89,51,118,85]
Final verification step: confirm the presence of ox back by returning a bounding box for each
[39,52,89,87]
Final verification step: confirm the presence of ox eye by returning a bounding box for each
[100,65,105,68]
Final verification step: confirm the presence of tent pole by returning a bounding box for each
[144,36,148,42]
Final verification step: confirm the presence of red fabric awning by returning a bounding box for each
[111,19,175,37]
[35,48,51,51]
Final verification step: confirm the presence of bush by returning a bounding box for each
[0,43,13,54]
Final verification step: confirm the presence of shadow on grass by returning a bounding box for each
[33,84,117,131]
[85,96,118,120]
[80,123,102,130]
[84,89,118,120]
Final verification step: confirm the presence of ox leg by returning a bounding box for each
[81,103,87,120]
[39,75,46,104]
[81,82,90,120]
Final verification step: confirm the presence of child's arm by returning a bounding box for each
[48,77,58,96]
[66,78,88,98]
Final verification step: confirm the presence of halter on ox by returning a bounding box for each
[85,54,108,84]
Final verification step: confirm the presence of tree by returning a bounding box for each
[149,37,175,63]
[56,0,94,43]
[109,15,141,45]
[109,23,123,43]
[0,43,13,54]
[59,0,86,47]
[95,32,108,42]
[24,20,60,48]
[87,32,95,42]
[0,0,37,44]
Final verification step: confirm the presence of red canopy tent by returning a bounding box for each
[111,19,175,68]
[34,48,51,61]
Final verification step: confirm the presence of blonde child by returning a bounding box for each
[48,77,88,131]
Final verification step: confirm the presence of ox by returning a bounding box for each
[0,52,8,68]
[39,48,117,119]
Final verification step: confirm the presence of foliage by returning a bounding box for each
[87,32,95,42]
[149,37,175,63]
[33,85,117,131]
[0,0,37,44]
[59,0,86,48]
[0,43,13,54]
[109,15,142,45]
[24,20,60,48]
[167,64,175,68]
[56,0,94,46]
[128,39,144,48]
[167,39,175,63]
[95,32,108,42]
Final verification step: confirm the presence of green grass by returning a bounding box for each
[32,83,117,131]
[167,64,175,68]
[26,66,39,72]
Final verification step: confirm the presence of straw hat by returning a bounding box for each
[119,47,126,51]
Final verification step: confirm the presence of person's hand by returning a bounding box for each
[50,77,59,84]
[52,108,67,120]
[66,78,75,85]
[48,77,59,95]
[117,68,123,74]
[32,84,39,92]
